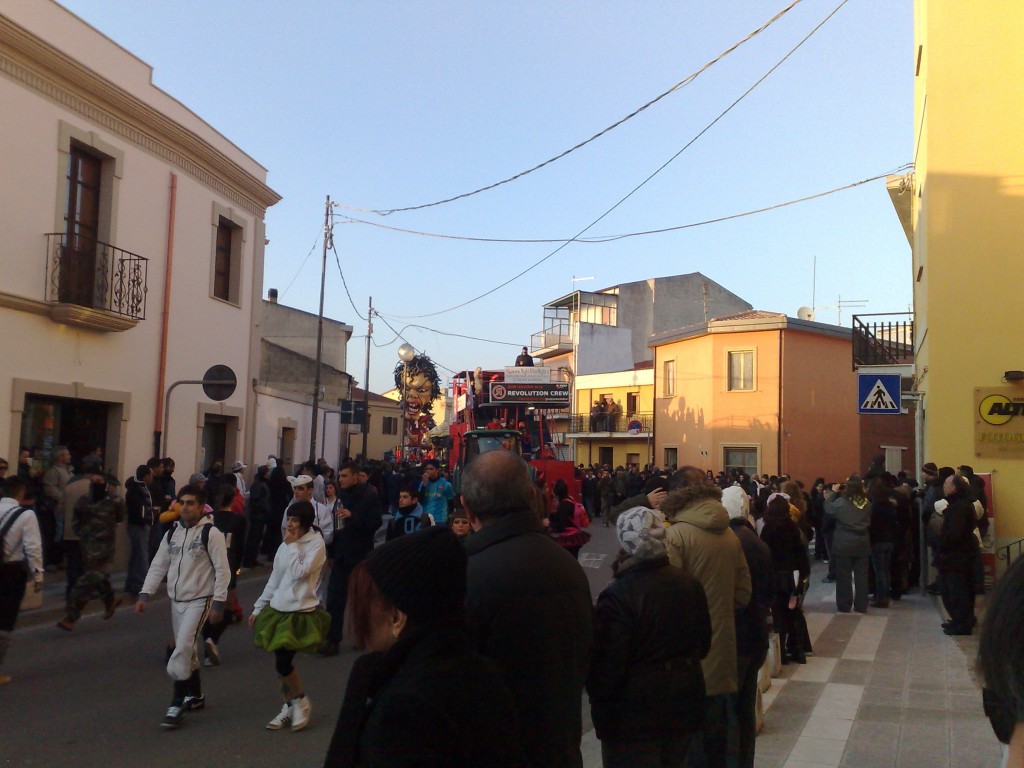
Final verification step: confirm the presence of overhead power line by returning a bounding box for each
[375,314,458,376]
[279,230,323,299]
[337,167,912,245]
[329,215,367,322]
[380,0,852,320]
[371,319,522,348]
[335,0,805,216]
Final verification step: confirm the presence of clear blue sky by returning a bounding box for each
[59,0,913,395]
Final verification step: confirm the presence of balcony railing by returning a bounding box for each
[566,412,653,434]
[531,318,573,354]
[852,312,913,369]
[45,233,148,320]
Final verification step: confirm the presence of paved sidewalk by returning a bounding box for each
[755,561,1002,768]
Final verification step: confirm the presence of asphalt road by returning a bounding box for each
[4,520,621,768]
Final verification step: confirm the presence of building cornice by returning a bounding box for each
[0,15,281,218]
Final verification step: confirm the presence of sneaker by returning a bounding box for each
[290,696,312,732]
[204,638,220,666]
[266,702,292,730]
[161,705,184,729]
[56,617,75,632]
[183,695,205,711]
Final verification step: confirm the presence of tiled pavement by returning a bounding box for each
[755,561,1003,768]
[580,559,1003,767]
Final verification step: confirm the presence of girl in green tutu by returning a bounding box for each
[248,500,329,731]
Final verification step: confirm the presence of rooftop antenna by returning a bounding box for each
[571,275,594,293]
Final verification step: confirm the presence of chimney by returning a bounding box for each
[268,288,278,304]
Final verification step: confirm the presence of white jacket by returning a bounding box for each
[140,516,230,607]
[253,529,326,615]
[0,497,43,581]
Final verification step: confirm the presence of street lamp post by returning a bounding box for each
[397,343,416,461]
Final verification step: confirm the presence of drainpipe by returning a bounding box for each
[777,329,784,475]
[153,173,177,458]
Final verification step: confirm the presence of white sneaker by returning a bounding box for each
[290,695,312,732]
[204,638,220,666]
[266,702,291,730]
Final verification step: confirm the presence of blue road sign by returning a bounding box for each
[858,374,901,415]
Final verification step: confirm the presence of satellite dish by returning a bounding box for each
[797,306,815,321]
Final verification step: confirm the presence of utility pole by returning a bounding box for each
[309,195,330,463]
[361,296,373,460]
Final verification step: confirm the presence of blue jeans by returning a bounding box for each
[871,542,894,605]
[124,524,150,596]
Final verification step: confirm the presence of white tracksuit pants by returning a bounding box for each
[167,598,212,681]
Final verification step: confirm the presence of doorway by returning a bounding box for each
[598,446,613,467]
[201,416,229,474]
[21,394,110,471]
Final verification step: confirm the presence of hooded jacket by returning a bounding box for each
[140,514,230,608]
[253,528,326,614]
[124,476,153,527]
[661,484,752,696]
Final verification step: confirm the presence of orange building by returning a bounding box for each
[651,311,874,485]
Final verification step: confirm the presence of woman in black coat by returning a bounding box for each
[760,494,811,664]
[587,506,712,768]
[324,527,521,768]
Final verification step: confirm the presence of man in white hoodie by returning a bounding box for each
[135,483,230,729]
[0,476,43,685]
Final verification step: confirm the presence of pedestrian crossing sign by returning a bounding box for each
[858,374,901,414]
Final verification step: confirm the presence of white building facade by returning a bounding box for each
[0,1,280,479]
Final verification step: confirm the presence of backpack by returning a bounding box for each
[570,497,590,529]
[0,506,27,565]
[164,519,214,566]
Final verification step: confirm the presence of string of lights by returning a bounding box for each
[334,0,805,217]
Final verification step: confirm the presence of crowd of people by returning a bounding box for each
[0,446,1007,764]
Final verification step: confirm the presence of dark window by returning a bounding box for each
[61,144,103,306]
[383,416,398,436]
[214,218,234,301]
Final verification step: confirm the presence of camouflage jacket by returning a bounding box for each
[72,494,126,565]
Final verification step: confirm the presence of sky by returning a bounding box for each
[58,0,914,395]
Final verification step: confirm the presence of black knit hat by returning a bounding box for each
[364,526,467,624]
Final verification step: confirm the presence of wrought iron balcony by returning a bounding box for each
[852,312,913,369]
[45,233,148,321]
[566,412,654,435]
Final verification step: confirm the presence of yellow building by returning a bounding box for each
[569,367,654,468]
[888,1,1024,553]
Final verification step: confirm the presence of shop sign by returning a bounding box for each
[974,387,1024,458]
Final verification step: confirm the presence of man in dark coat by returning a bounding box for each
[462,450,593,768]
[263,457,292,556]
[723,486,773,768]
[937,474,979,635]
[318,461,382,656]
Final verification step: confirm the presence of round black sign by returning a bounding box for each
[202,365,237,402]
